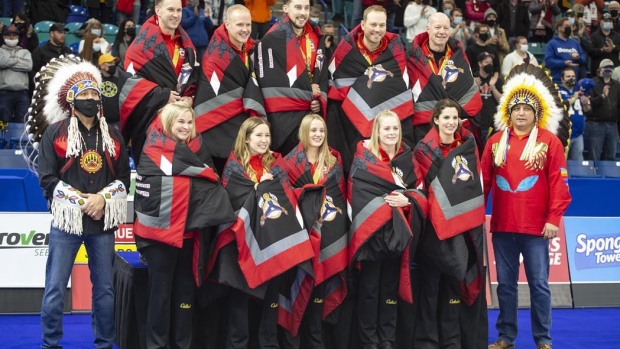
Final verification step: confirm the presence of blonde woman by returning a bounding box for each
[78,18,111,54]
[133,101,235,349]
[348,110,427,349]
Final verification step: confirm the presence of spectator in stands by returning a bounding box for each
[111,19,136,64]
[322,21,336,58]
[310,5,322,25]
[465,0,490,24]
[482,8,510,65]
[0,25,32,124]
[29,0,70,24]
[496,0,530,46]
[582,12,620,77]
[473,52,502,146]
[1,0,23,18]
[181,0,214,62]
[30,23,72,83]
[608,1,620,33]
[449,7,472,49]
[97,53,121,130]
[575,0,604,33]
[79,33,103,65]
[245,0,276,39]
[586,59,620,161]
[501,36,538,77]
[569,6,590,38]
[78,19,112,55]
[0,12,39,52]
[86,0,114,24]
[544,17,586,84]
[466,24,500,76]
[441,0,456,17]
[404,0,438,41]
[558,67,590,161]
[529,0,561,43]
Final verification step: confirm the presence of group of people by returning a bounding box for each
[29,0,573,349]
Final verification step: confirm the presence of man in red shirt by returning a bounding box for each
[481,64,572,349]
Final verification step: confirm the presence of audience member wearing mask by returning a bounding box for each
[501,36,538,77]
[78,19,111,55]
[310,5,322,25]
[473,52,502,146]
[245,0,277,39]
[465,24,500,76]
[442,0,456,17]
[558,67,590,161]
[608,1,620,34]
[111,19,136,64]
[529,0,561,43]
[181,0,214,62]
[449,7,472,49]
[97,53,121,130]
[0,25,32,124]
[544,17,586,84]
[567,8,588,38]
[481,8,510,65]
[404,0,438,41]
[582,12,620,77]
[585,59,620,161]
[0,12,39,52]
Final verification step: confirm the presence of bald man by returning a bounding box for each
[408,12,486,349]
[193,5,265,174]
[408,13,482,144]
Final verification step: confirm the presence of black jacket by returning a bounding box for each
[582,29,620,77]
[31,40,73,78]
[496,1,531,38]
[588,76,620,123]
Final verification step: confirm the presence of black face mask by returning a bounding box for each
[74,99,100,118]
[482,64,494,74]
[126,27,136,37]
[107,65,117,76]
[566,78,576,88]
[479,33,489,41]
[563,26,572,37]
[15,23,27,33]
[611,10,619,17]
[485,19,496,27]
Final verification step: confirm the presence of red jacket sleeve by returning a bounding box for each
[545,137,571,226]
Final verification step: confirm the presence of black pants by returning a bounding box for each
[358,258,400,345]
[140,238,195,349]
[251,21,271,40]
[227,281,280,349]
[413,267,462,349]
[280,284,326,349]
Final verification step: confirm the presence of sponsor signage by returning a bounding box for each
[74,224,136,264]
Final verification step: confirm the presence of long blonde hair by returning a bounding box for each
[298,114,336,182]
[368,110,402,158]
[233,118,276,178]
[159,101,196,143]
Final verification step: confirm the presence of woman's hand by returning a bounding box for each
[384,191,409,207]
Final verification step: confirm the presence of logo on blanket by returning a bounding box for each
[365,64,394,88]
[315,49,324,71]
[451,155,473,184]
[319,195,342,223]
[392,166,407,188]
[441,60,463,87]
[259,193,289,226]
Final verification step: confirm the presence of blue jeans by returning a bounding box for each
[492,232,551,347]
[41,226,116,349]
[0,89,29,123]
[585,121,619,161]
[1,0,23,17]
[567,135,584,161]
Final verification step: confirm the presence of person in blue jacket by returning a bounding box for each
[182,0,214,62]
[544,17,587,84]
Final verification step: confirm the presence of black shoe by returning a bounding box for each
[363,344,379,349]
[378,341,393,349]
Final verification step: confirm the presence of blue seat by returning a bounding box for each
[0,17,12,26]
[567,160,600,178]
[69,41,80,55]
[34,21,55,34]
[67,5,89,23]
[595,161,620,178]
[102,23,119,36]
[65,22,83,33]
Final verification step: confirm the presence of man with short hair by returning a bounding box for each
[449,8,472,50]
[0,25,32,124]
[254,0,330,155]
[97,53,121,130]
[582,12,620,77]
[194,5,265,173]
[409,12,482,143]
[120,0,198,165]
[585,59,620,161]
[474,52,502,147]
[558,67,590,161]
[544,17,587,84]
[327,5,413,174]
[609,1,620,33]
[31,23,72,80]
[501,36,538,77]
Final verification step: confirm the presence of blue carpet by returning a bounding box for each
[0,308,618,348]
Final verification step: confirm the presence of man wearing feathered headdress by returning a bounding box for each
[26,55,130,349]
[481,64,572,349]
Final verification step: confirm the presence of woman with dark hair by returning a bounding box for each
[111,18,136,63]
[10,12,38,52]
[412,98,487,349]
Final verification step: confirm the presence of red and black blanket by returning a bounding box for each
[283,143,349,318]
[119,14,198,164]
[133,117,236,284]
[348,141,428,303]
[327,26,414,174]
[194,25,266,159]
[408,33,482,126]
[413,127,485,305]
[255,18,329,152]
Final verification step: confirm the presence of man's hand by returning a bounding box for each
[542,223,558,240]
[565,60,579,67]
[27,24,33,37]
[180,96,193,106]
[603,85,610,98]
[474,76,482,86]
[571,52,580,60]
[168,90,181,104]
[324,35,333,49]
[489,36,498,45]
[310,100,321,113]
[311,83,321,96]
[80,193,105,219]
